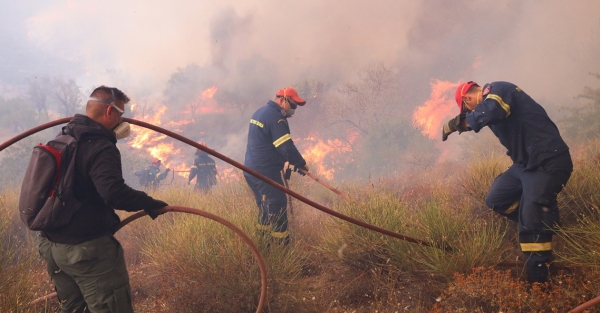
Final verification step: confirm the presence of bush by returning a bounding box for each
[139,182,307,312]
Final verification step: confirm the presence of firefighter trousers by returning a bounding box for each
[485,151,572,282]
[243,171,289,243]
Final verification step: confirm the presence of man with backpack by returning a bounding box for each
[34,86,168,313]
[135,158,171,189]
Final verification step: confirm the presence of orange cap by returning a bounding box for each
[455,81,478,112]
[276,87,306,105]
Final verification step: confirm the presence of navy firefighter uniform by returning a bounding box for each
[189,148,218,192]
[243,87,308,245]
[444,81,572,283]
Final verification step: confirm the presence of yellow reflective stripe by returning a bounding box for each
[191,165,198,169]
[271,230,289,238]
[256,224,271,230]
[504,200,520,214]
[250,119,264,128]
[520,242,552,252]
[486,94,511,117]
[273,134,291,147]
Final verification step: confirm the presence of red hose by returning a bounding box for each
[0,117,444,250]
[30,206,268,313]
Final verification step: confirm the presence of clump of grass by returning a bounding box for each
[317,189,415,273]
[409,184,509,280]
[557,155,600,225]
[140,182,307,312]
[0,189,54,313]
[458,151,511,207]
[555,204,600,269]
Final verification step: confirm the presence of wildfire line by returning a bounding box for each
[0,117,448,251]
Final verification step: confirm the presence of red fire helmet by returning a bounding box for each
[152,158,161,164]
[455,81,478,112]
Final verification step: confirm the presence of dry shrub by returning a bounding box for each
[140,182,307,312]
[458,151,511,207]
[0,189,54,313]
[558,155,600,226]
[409,184,510,280]
[317,189,415,273]
[432,267,599,313]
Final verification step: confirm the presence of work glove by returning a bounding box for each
[442,114,469,141]
[166,168,171,172]
[294,165,309,176]
[144,200,168,220]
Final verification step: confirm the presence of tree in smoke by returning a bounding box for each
[163,64,224,121]
[314,63,438,179]
[0,97,40,133]
[52,77,83,116]
[326,63,402,136]
[26,76,52,120]
[214,55,278,117]
[560,73,600,141]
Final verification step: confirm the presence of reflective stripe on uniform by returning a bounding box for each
[273,134,291,147]
[256,223,271,231]
[520,242,552,252]
[486,94,511,117]
[504,200,520,214]
[250,119,264,128]
[271,230,289,238]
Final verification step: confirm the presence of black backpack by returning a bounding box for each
[18,133,80,231]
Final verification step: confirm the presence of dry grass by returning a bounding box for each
[0,190,57,313]
[1,146,600,312]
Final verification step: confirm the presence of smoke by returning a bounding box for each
[1,0,600,180]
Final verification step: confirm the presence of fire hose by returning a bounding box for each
[29,206,267,313]
[0,117,443,250]
[3,117,596,312]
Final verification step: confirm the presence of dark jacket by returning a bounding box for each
[43,114,166,245]
[465,81,569,169]
[244,101,306,174]
[189,151,217,189]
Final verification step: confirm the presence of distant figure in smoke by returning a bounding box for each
[188,143,218,192]
[243,87,309,246]
[135,158,170,189]
[442,81,572,284]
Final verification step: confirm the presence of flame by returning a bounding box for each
[216,166,239,183]
[412,79,460,139]
[299,137,354,181]
[202,86,218,99]
[129,105,167,149]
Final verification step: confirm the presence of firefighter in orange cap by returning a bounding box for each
[243,87,309,245]
[188,142,218,192]
[442,81,572,284]
[135,158,171,189]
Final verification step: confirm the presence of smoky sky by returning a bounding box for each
[1,0,599,114]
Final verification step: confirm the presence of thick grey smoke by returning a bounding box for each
[1,0,600,181]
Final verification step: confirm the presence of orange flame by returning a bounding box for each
[202,86,218,99]
[412,79,460,139]
[217,166,240,183]
[299,137,354,181]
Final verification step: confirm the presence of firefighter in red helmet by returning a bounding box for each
[135,158,171,189]
[442,81,572,284]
